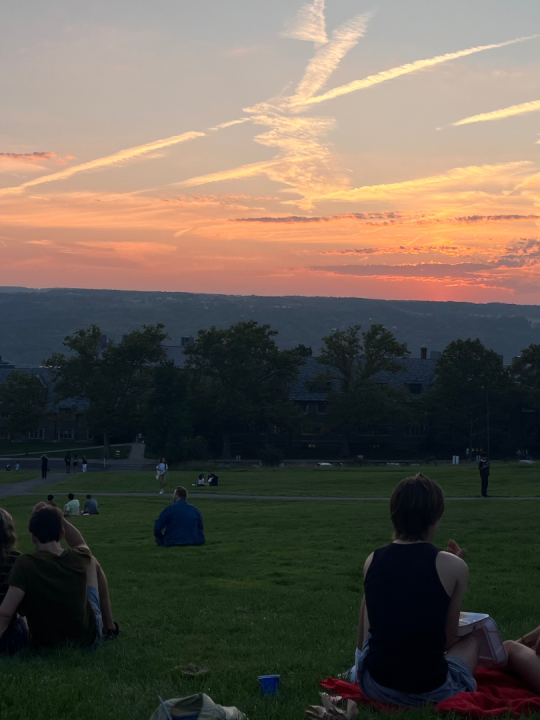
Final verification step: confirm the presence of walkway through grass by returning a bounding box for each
[39,463,540,498]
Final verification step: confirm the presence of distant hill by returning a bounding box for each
[1,287,540,366]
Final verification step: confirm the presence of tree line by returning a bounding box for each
[0,321,539,459]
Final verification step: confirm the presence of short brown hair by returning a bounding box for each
[0,509,17,560]
[390,474,445,541]
[29,506,63,543]
[174,486,188,500]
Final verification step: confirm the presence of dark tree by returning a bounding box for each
[317,324,412,455]
[184,321,304,457]
[143,363,192,463]
[0,371,47,453]
[44,324,168,457]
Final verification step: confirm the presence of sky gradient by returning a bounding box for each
[2,0,540,302]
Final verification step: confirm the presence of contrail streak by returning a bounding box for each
[290,35,540,110]
[292,13,372,103]
[281,0,328,45]
[0,131,206,197]
[452,99,540,126]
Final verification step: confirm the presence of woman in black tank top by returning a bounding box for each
[365,542,450,692]
[352,474,479,706]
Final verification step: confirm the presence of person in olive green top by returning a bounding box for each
[0,504,119,650]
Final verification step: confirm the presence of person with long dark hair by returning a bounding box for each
[0,509,28,655]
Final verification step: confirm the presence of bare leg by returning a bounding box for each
[160,475,166,492]
[447,634,480,674]
[87,557,115,632]
[504,640,540,692]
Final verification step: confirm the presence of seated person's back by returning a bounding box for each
[8,507,96,648]
[63,494,80,516]
[84,495,99,514]
[154,487,205,546]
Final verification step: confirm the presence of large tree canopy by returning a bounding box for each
[44,324,168,456]
[0,371,47,451]
[184,321,304,456]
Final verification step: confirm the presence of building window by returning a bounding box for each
[59,428,74,440]
[28,429,45,440]
[317,403,327,415]
[302,423,323,435]
[87,430,94,440]
[404,425,426,437]
[406,383,423,395]
[0,413,9,420]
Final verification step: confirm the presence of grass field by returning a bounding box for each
[0,471,38,485]
[39,463,540,498]
[0,488,539,720]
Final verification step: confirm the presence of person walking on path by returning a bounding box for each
[64,452,71,474]
[41,455,48,480]
[73,456,78,474]
[156,458,167,495]
[82,456,88,473]
[478,454,490,498]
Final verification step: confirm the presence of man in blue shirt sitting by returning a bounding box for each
[154,486,205,547]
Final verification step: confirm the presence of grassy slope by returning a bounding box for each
[39,463,540,497]
[0,495,539,720]
[0,471,39,485]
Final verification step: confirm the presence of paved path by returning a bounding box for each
[8,489,540,502]
[0,473,66,499]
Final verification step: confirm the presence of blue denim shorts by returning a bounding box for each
[351,637,477,707]
[86,585,103,651]
[0,617,28,656]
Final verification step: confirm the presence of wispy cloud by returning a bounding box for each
[291,13,372,103]
[451,99,540,127]
[0,131,205,197]
[233,211,540,225]
[290,35,540,110]
[322,161,533,201]
[281,0,328,45]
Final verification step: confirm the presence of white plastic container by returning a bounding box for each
[457,612,507,667]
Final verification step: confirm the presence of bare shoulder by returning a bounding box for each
[437,551,468,576]
[363,552,375,577]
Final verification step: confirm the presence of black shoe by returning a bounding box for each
[104,621,120,640]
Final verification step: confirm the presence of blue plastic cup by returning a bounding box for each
[258,674,280,696]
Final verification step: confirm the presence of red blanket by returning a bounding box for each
[320,669,540,717]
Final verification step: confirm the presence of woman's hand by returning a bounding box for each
[447,539,467,559]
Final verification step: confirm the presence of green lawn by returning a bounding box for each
[0,494,539,720]
[0,471,38,485]
[39,463,540,497]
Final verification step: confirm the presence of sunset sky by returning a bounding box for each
[2,0,540,302]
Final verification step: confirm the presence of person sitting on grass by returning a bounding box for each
[196,473,207,487]
[83,495,99,515]
[503,627,540,693]
[0,509,28,656]
[0,504,119,651]
[63,493,80,517]
[154,486,205,547]
[47,494,57,507]
[350,473,479,707]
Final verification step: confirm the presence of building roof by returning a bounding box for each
[289,356,437,402]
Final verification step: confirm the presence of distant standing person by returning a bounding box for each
[82,455,88,473]
[156,458,167,495]
[64,452,71,474]
[41,455,48,480]
[478,454,490,498]
[73,455,78,474]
